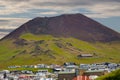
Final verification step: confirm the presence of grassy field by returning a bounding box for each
[0,33,120,69]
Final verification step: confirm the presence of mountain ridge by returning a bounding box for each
[2,13,120,42]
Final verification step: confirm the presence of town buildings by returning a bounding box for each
[0,62,119,80]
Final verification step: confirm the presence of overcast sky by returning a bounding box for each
[0,0,120,38]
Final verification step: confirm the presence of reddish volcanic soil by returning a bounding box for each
[2,13,120,42]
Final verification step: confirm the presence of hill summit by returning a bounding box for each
[2,13,120,42]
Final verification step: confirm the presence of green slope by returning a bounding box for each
[0,33,120,68]
[96,69,120,80]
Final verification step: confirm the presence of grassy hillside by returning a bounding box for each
[96,69,120,80]
[0,33,120,69]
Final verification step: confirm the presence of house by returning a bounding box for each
[73,70,107,80]
[64,62,76,66]
[10,70,22,74]
[80,64,90,70]
[21,70,33,74]
[37,70,48,74]
[72,75,90,80]
[78,54,93,58]
[83,70,108,76]
[53,67,62,73]
[37,64,47,68]
[63,62,78,72]
[58,72,76,80]
[58,68,80,80]
[88,64,107,71]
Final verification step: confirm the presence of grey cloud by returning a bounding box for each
[0,0,120,18]
[33,1,92,7]
[6,0,30,2]
[98,0,120,2]
[106,8,120,12]
[0,20,10,22]
[5,0,120,8]
[0,18,29,30]
[0,19,15,25]
[0,29,14,32]
[0,20,10,26]
[0,32,9,39]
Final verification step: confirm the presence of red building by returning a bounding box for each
[73,76,90,80]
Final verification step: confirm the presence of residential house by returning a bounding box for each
[78,54,93,58]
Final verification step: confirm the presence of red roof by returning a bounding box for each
[73,76,90,80]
